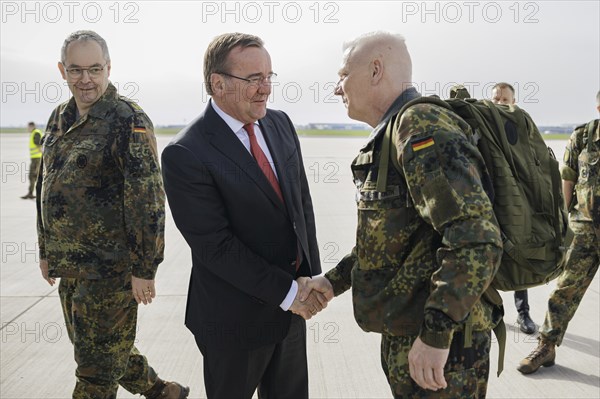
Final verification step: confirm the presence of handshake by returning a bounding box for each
[289,276,334,320]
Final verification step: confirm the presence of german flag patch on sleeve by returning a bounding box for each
[133,126,146,134]
[411,136,434,152]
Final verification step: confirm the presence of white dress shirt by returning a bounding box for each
[211,100,298,311]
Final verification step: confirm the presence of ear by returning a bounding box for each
[106,62,111,78]
[58,62,67,80]
[210,73,225,96]
[371,58,383,85]
[596,104,600,113]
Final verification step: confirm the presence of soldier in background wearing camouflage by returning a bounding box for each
[318,32,503,398]
[36,30,189,399]
[518,90,600,374]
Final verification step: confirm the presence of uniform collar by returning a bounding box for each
[60,82,118,123]
[361,87,421,149]
[87,83,119,119]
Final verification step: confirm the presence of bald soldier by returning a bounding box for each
[317,32,503,398]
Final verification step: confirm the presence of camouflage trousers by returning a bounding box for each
[541,221,600,345]
[381,330,491,399]
[28,157,40,195]
[59,275,158,399]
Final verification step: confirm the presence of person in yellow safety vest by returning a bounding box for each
[21,122,43,199]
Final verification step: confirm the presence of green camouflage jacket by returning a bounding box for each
[36,83,165,280]
[326,89,503,349]
[561,119,600,229]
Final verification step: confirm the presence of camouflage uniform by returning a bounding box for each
[325,88,503,398]
[540,119,600,345]
[36,83,165,398]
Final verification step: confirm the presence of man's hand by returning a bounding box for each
[289,276,334,319]
[132,276,156,305]
[297,276,334,302]
[289,290,327,320]
[39,259,55,286]
[408,337,449,391]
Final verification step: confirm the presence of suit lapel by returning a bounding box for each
[204,105,286,212]
[260,117,294,215]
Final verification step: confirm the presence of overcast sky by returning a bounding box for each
[1,0,599,127]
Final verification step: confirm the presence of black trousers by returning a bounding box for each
[195,314,308,399]
[514,289,529,313]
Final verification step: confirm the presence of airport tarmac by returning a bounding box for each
[1,133,598,398]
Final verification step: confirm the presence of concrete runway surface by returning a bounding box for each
[1,133,598,398]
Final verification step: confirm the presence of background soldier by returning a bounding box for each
[319,32,503,398]
[36,30,188,399]
[518,90,600,374]
[21,121,42,199]
[491,82,517,105]
[491,82,537,335]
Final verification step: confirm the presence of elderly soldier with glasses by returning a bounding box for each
[36,30,189,399]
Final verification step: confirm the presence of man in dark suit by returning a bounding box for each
[161,33,333,399]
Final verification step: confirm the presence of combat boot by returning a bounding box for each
[142,378,190,399]
[517,339,555,374]
[517,311,536,334]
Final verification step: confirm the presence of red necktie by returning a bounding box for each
[244,123,301,271]
[244,123,283,203]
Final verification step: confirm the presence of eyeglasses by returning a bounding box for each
[217,72,277,85]
[64,64,107,78]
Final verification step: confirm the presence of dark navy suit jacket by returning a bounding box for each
[162,102,321,350]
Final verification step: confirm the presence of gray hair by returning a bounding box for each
[61,30,110,64]
[204,32,264,96]
[342,31,407,59]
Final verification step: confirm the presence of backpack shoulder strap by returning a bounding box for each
[586,119,599,152]
[376,97,451,192]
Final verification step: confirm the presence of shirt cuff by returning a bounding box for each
[279,280,298,311]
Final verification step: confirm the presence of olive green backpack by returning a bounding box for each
[384,96,571,292]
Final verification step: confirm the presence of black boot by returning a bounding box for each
[517,312,536,334]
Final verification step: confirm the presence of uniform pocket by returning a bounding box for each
[351,266,399,333]
[356,186,414,271]
[65,139,106,187]
[72,286,137,346]
[440,368,479,398]
[575,150,598,219]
